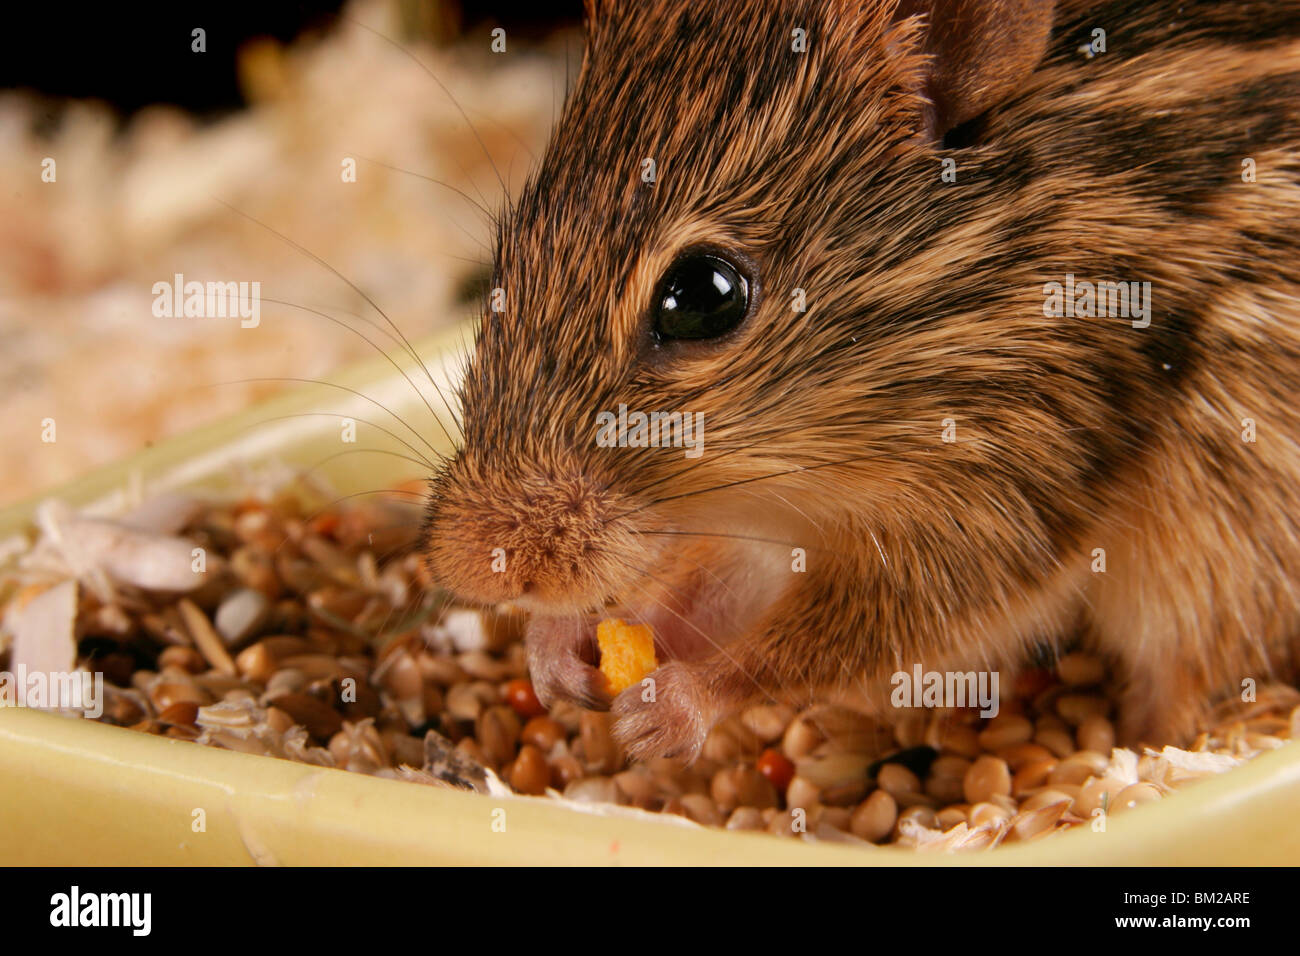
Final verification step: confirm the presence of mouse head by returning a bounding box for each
[424,0,1058,665]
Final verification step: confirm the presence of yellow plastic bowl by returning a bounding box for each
[2,323,1298,865]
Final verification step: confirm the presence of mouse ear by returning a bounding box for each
[893,0,1055,139]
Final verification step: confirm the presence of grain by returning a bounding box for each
[977,714,1033,750]
[1076,715,1115,754]
[177,599,236,676]
[963,755,1012,803]
[850,790,897,843]
[34,488,1294,857]
[509,744,550,795]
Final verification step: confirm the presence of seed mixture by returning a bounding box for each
[2,478,1298,852]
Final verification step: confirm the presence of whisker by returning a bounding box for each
[235,410,439,472]
[343,14,510,200]
[256,296,462,447]
[354,153,494,221]
[205,376,444,464]
[212,199,464,448]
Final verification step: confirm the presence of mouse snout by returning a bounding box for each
[423,465,631,610]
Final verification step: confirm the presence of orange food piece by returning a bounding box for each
[596,618,657,695]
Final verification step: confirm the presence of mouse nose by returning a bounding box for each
[423,468,626,609]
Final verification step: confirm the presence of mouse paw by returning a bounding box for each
[525,617,610,712]
[610,661,711,762]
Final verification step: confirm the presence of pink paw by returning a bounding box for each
[610,661,711,762]
[525,617,610,711]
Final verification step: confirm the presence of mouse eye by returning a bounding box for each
[652,253,749,341]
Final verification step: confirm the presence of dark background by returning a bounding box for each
[0,1,582,121]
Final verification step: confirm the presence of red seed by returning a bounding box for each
[504,678,546,718]
[756,748,795,794]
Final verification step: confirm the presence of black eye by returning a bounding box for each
[652,254,749,341]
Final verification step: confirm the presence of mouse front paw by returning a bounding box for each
[524,617,610,712]
[609,661,712,762]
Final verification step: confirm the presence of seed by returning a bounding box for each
[264,667,307,698]
[995,742,1056,771]
[1007,801,1068,841]
[785,775,822,812]
[781,715,824,759]
[741,704,794,743]
[897,805,940,831]
[924,771,966,806]
[521,716,565,751]
[1035,726,1076,759]
[381,651,424,701]
[382,731,419,768]
[977,714,1033,750]
[794,750,869,789]
[1056,693,1110,726]
[104,689,146,725]
[1047,750,1109,787]
[1021,789,1075,813]
[158,701,199,726]
[151,681,208,710]
[235,642,276,682]
[963,755,1012,803]
[177,599,236,676]
[477,705,521,768]
[158,646,206,674]
[229,547,281,598]
[876,762,921,796]
[446,683,486,722]
[765,809,804,838]
[214,587,269,647]
[850,790,897,843]
[1057,652,1105,686]
[702,718,760,762]
[1011,758,1058,796]
[929,754,973,779]
[936,805,969,829]
[1112,782,1162,812]
[270,691,343,742]
[892,791,939,811]
[509,744,550,795]
[711,766,778,811]
[678,793,722,827]
[563,776,619,804]
[1075,776,1122,817]
[614,767,659,805]
[819,806,853,832]
[820,779,870,806]
[278,654,345,681]
[756,748,796,793]
[725,807,765,831]
[1077,715,1115,754]
[265,706,295,735]
[579,711,620,774]
[503,678,546,718]
[549,754,585,790]
[968,801,1013,828]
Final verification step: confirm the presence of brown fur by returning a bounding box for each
[424,0,1300,760]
